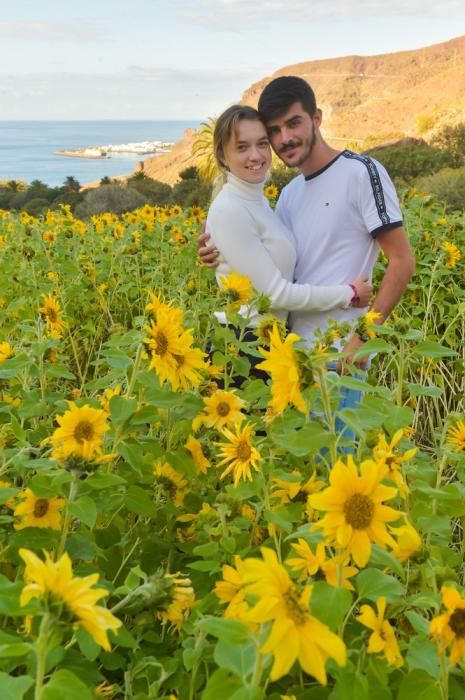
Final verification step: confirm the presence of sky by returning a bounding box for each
[1,0,464,120]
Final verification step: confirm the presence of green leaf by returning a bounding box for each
[0,673,33,700]
[124,485,157,517]
[0,575,27,615]
[407,383,443,398]
[406,637,440,679]
[193,542,219,558]
[0,642,31,657]
[273,422,331,456]
[42,669,93,700]
[187,560,221,573]
[333,665,369,700]
[214,639,256,679]
[405,611,430,636]
[70,495,97,528]
[110,396,137,426]
[44,364,76,380]
[356,568,404,603]
[196,617,250,644]
[230,689,263,700]
[412,341,457,359]
[397,670,441,700]
[201,668,242,700]
[86,473,126,489]
[310,582,353,631]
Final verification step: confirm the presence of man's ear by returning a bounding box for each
[313,108,322,128]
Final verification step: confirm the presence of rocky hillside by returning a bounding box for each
[130,34,465,184]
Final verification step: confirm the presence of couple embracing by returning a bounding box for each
[199,76,415,419]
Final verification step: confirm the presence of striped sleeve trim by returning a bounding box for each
[342,150,390,226]
[370,220,403,238]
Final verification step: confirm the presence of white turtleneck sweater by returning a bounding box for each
[206,172,353,327]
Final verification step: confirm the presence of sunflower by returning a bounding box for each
[447,419,465,452]
[215,422,261,487]
[358,596,403,667]
[157,573,195,631]
[170,204,183,217]
[430,586,465,665]
[13,488,64,530]
[390,519,422,562]
[286,539,326,580]
[218,271,254,310]
[264,183,279,200]
[309,456,400,567]
[170,332,206,391]
[214,556,249,621]
[154,462,187,506]
[145,291,184,325]
[39,293,66,338]
[50,402,109,461]
[98,385,122,414]
[256,324,307,416]
[0,341,13,364]
[356,308,382,341]
[242,547,346,683]
[194,389,245,431]
[322,552,358,591]
[185,435,210,474]
[271,472,303,505]
[144,312,187,386]
[372,429,416,495]
[19,548,121,650]
[442,241,462,268]
[256,316,286,346]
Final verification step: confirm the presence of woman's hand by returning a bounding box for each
[350,276,372,307]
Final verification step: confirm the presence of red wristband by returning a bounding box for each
[349,284,359,305]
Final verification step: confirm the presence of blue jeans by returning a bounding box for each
[326,363,365,453]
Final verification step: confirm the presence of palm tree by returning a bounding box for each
[192,117,218,184]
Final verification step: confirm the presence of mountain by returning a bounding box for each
[140,34,465,184]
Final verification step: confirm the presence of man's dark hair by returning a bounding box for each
[258,76,317,122]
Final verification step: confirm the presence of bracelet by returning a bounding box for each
[349,284,359,305]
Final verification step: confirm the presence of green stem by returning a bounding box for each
[126,343,143,398]
[57,473,79,558]
[317,368,337,465]
[251,640,264,687]
[396,338,405,407]
[34,613,52,700]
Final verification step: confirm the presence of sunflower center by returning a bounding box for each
[216,401,231,417]
[33,498,50,517]
[173,353,185,368]
[283,588,307,626]
[236,440,251,462]
[344,493,374,529]
[227,289,241,303]
[154,332,169,356]
[73,420,95,443]
[449,609,465,638]
[46,308,58,323]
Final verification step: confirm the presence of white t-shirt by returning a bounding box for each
[206,171,353,326]
[276,150,403,342]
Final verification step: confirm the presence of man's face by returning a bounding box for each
[265,102,318,170]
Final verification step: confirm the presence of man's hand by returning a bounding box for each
[198,231,220,269]
[338,333,370,373]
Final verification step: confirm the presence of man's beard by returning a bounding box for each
[279,124,317,168]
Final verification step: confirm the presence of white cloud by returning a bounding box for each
[0,19,108,42]
[173,0,465,29]
[0,67,256,119]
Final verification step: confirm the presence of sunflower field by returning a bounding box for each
[0,190,464,700]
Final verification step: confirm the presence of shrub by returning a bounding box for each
[431,122,465,167]
[76,185,145,217]
[126,174,172,206]
[367,142,456,184]
[23,197,51,216]
[415,165,465,211]
[268,164,299,193]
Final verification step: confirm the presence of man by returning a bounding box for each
[200,76,415,371]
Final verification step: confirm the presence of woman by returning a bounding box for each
[206,105,371,334]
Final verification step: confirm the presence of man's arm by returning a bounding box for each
[343,226,415,366]
[198,231,219,268]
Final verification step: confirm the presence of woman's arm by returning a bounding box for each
[208,200,357,312]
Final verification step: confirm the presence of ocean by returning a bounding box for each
[0,120,201,187]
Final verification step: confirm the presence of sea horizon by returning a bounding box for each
[0,119,201,187]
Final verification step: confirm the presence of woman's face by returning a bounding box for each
[222,118,271,184]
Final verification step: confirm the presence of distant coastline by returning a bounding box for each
[54,140,174,160]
